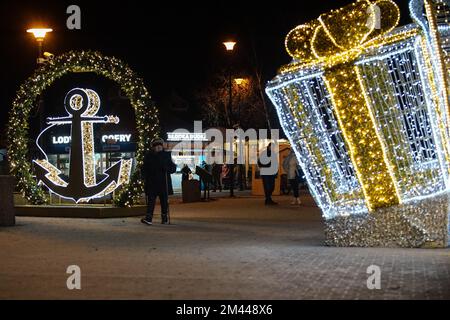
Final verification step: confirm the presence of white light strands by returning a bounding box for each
[7,51,159,207]
[33,88,132,203]
[266,0,450,247]
[268,73,367,218]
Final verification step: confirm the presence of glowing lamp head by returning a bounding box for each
[27,28,52,41]
[234,78,247,85]
[223,41,236,51]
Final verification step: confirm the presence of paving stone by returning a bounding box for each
[0,194,448,299]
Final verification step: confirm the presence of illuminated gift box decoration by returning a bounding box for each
[266,0,450,247]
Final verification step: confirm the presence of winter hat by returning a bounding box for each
[151,137,165,147]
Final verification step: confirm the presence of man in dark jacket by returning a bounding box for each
[258,143,278,205]
[211,162,222,192]
[141,138,177,225]
[181,164,192,182]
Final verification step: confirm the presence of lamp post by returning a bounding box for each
[27,28,52,64]
[233,77,249,192]
[27,28,53,143]
[233,78,248,124]
[223,40,236,197]
[223,41,236,126]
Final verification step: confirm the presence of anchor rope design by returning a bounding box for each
[33,88,132,203]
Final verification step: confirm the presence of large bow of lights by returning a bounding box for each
[7,51,160,206]
[266,0,450,247]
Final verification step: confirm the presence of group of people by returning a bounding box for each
[257,144,302,206]
[209,161,247,192]
[181,160,247,192]
[140,138,303,225]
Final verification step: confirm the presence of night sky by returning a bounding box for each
[0,0,412,143]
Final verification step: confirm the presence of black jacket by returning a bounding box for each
[142,150,177,195]
[258,146,278,177]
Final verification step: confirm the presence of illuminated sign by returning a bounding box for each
[51,134,132,144]
[167,132,207,141]
[33,88,132,203]
[101,134,132,143]
[52,136,71,144]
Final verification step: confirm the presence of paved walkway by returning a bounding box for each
[0,193,449,299]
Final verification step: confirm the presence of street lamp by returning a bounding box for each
[223,40,237,197]
[27,28,52,64]
[223,41,236,51]
[234,78,245,86]
[222,40,237,127]
[27,28,53,142]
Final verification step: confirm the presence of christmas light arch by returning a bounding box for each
[7,50,160,206]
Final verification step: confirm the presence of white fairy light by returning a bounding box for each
[266,2,450,220]
[33,88,132,203]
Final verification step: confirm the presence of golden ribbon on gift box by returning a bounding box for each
[282,0,409,211]
[285,0,400,65]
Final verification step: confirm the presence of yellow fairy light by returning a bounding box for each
[7,50,160,206]
[268,0,450,216]
[323,65,399,210]
[285,23,318,63]
[317,0,375,52]
[34,159,68,187]
[355,66,402,203]
[283,0,401,72]
[82,122,96,187]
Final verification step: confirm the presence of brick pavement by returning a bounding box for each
[0,193,449,299]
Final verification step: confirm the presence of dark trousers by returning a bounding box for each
[262,175,276,201]
[145,192,168,221]
[289,178,299,198]
[238,166,246,191]
[212,174,222,191]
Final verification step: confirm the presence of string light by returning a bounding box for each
[7,50,160,207]
[266,0,450,225]
[284,0,401,70]
[32,88,133,203]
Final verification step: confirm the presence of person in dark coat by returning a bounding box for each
[258,143,278,205]
[211,162,222,192]
[237,163,246,191]
[141,138,177,225]
[181,164,192,182]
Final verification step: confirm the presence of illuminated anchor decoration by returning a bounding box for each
[33,88,132,203]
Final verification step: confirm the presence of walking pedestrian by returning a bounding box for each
[237,163,246,191]
[141,138,177,225]
[181,164,192,182]
[221,164,230,190]
[258,143,278,205]
[283,149,301,205]
[211,161,222,192]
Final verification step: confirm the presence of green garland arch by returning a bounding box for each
[7,50,160,207]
